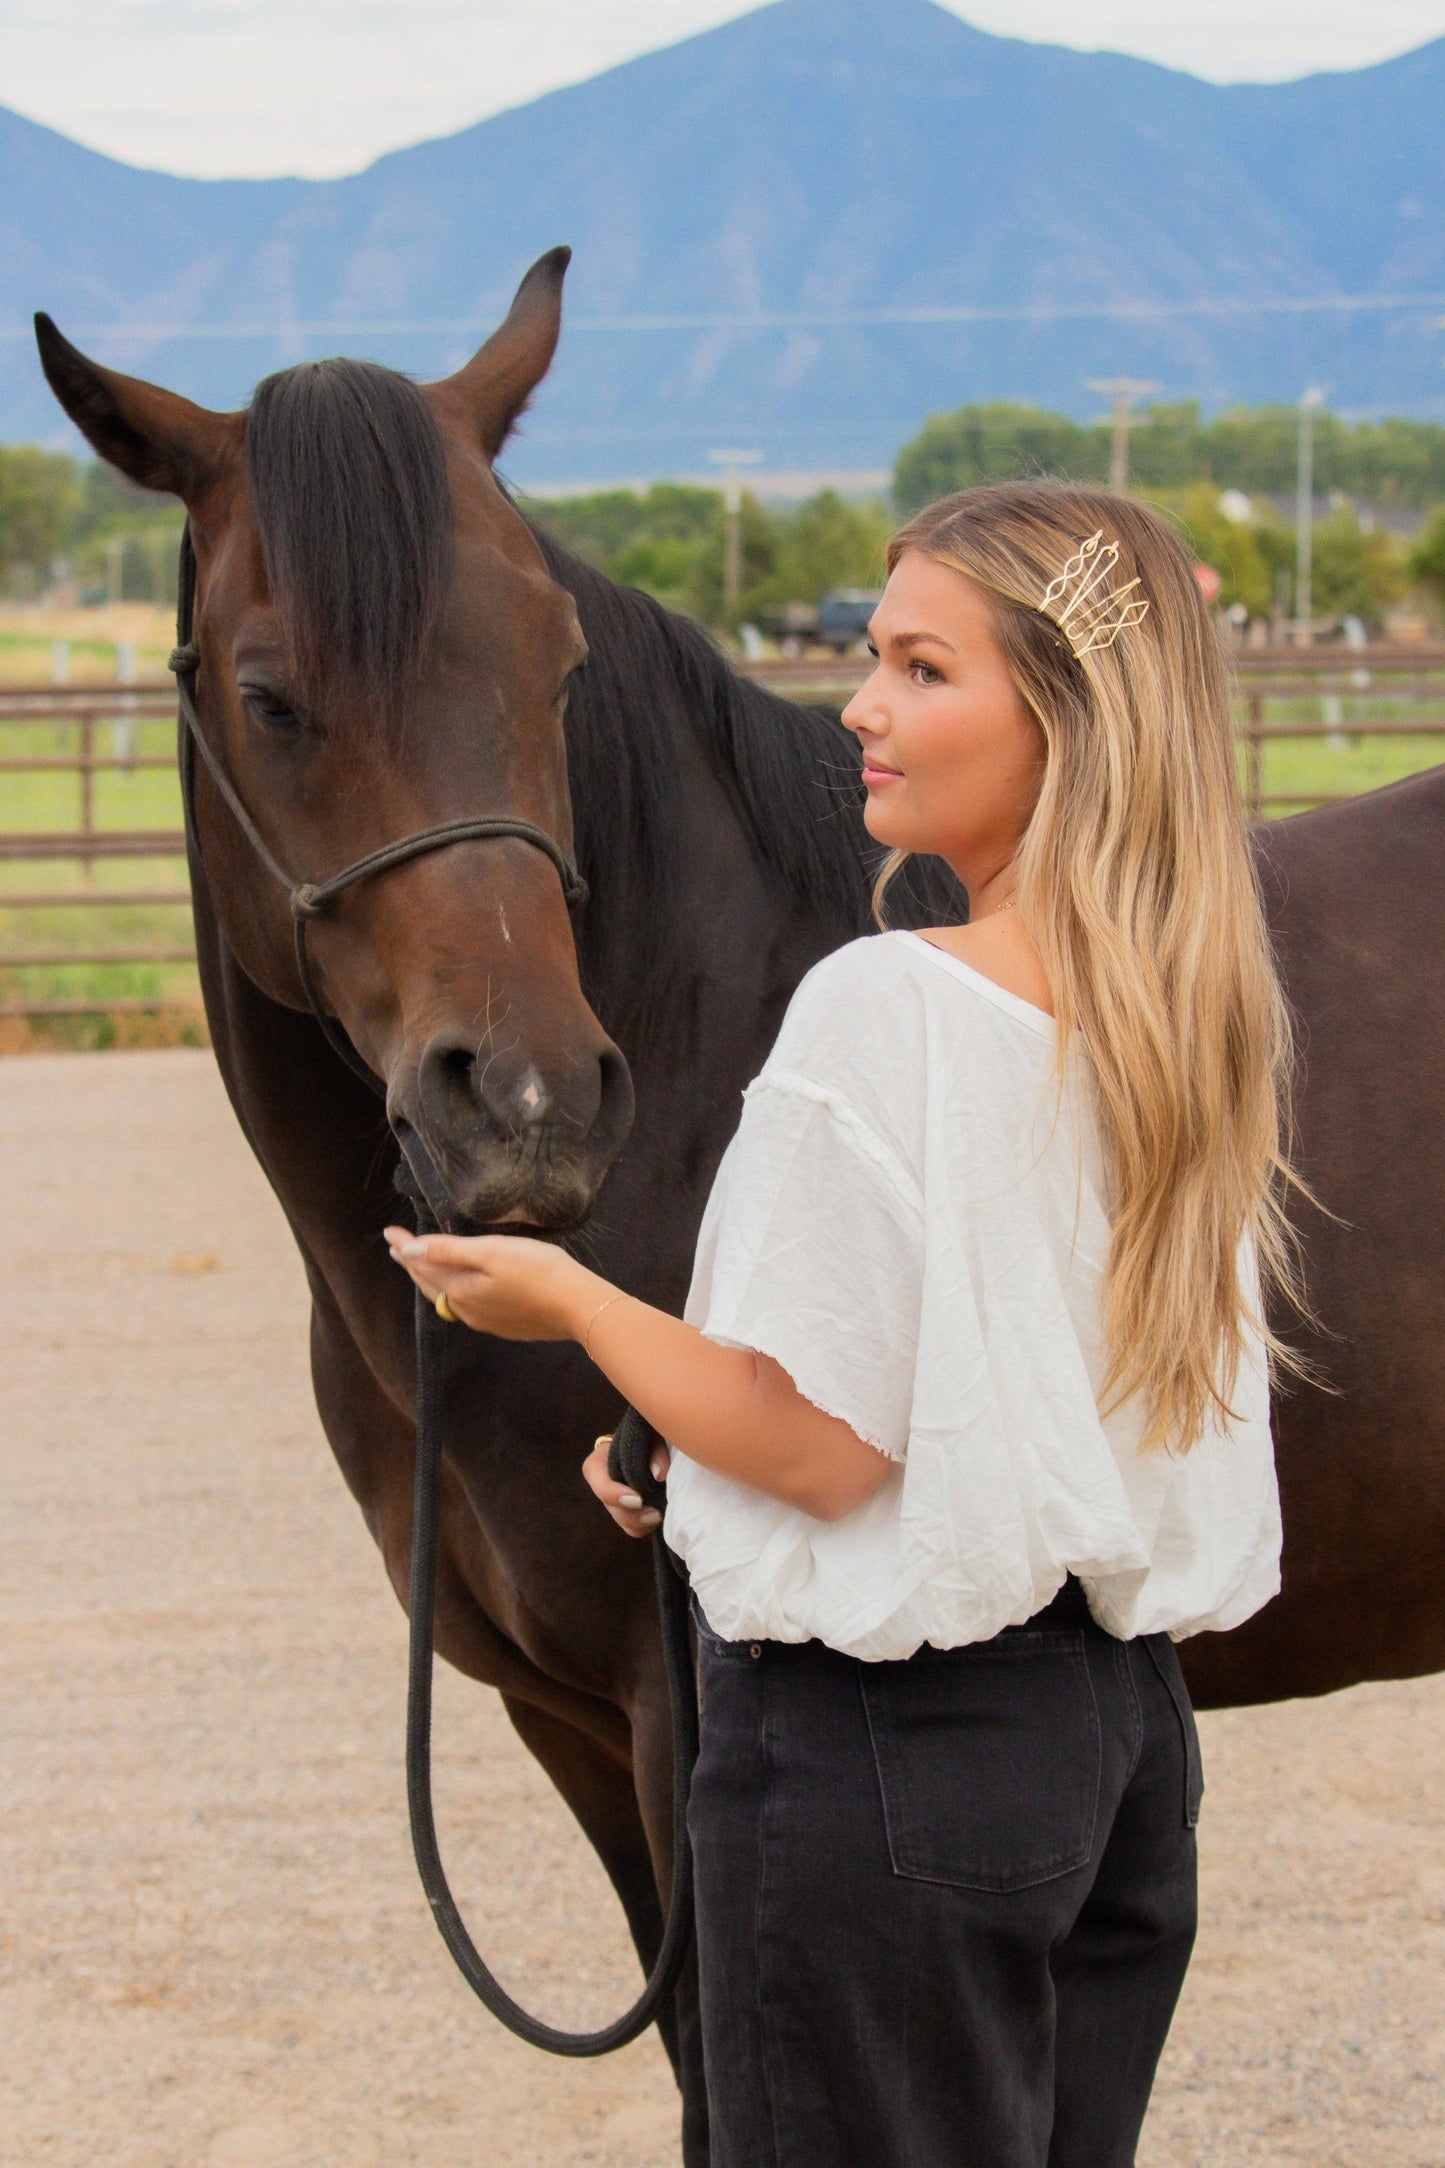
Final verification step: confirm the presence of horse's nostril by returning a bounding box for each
[594,1042,636,1157]
[411,1031,633,1163]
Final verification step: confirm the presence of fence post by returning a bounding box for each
[1245,691,1263,820]
[114,640,138,772]
[79,711,95,883]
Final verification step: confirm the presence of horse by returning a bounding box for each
[35,249,1445,2163]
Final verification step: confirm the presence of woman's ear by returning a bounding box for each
[34,313,236,502]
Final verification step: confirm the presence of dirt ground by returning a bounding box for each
[1,1050,1441,2168]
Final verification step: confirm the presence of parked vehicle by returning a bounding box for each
[817,587,884,653]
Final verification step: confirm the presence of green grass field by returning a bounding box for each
[0,709,196,1032]
[1,688,1440,1036]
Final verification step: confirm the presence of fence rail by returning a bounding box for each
[2,652,1443,1017]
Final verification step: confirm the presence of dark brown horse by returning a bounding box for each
[36,251,1445,2163]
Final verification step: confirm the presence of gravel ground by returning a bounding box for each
[1,1049,1441,2168]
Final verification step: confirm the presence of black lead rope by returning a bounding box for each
[409,1291,699,2054]
[169,527,698,2054]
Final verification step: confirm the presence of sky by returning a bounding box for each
[2,0,1445,180]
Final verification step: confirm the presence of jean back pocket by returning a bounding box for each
[859,1631,1102,1893]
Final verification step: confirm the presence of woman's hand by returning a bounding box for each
[582,1435,672,1539]
[383,1225,601,1342]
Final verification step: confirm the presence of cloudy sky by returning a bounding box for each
[3,0,1444,179]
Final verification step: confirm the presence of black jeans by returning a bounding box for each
[689,1580,1202,2168]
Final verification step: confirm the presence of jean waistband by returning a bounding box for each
[693,1574,1097,1659]
[1010,1573,1094,1630]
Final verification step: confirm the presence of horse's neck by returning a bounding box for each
[560,571,869,1074]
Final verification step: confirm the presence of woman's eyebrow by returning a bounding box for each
[881,628,957,653]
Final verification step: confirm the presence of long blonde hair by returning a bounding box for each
[881,480,1303,1450]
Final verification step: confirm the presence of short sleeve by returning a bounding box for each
[684,1069,925,1461]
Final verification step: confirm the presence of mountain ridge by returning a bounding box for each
[3,0,1443,474]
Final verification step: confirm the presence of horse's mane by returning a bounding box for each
[239,353,951,1010]
[528,529,966,1027]
[530,531,875,977]
[246,358,450,720]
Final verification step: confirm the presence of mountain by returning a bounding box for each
[3,0,1444,478]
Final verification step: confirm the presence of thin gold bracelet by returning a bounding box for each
[583,1290,629,1362]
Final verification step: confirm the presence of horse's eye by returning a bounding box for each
[240,686,305,736]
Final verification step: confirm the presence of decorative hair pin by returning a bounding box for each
[1038,530,1150,658]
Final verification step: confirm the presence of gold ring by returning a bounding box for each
[435,1291,457,1324]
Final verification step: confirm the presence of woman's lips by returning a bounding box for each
[862,759,902,785]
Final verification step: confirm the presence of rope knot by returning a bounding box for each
[167,642,201,676]
[291,883,325,921]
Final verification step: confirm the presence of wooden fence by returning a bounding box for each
[2,647,1443,1017]
[0,680,188,1017]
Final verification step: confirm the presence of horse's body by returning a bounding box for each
[35,256,1444,2164]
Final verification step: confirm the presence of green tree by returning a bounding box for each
[1199,406,1347,497]
[1341,421,1445,512]
[1309,510,1406,623]
[893,403,1097,514]
[527,482,896,629]
[1127,403,1210,492]
[523,487,651,569]
[1407,505,1445,596]
[1146,484,1272,616]
[0,446,82,583]
[753,490,892,608]
[528,482,727,618]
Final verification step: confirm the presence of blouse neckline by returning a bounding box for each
[897,930,1057,1038]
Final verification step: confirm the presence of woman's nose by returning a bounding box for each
[841,669,886,739]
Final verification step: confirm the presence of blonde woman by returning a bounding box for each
[387,480,1291,2165]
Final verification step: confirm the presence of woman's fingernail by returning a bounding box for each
[617,1491,643,1510]
[400,1239,427,1257]
[650,1455,667,1481]
[639,1508,662,1528]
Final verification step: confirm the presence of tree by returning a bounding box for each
[1147,485,1272,617]
[1127,404,1210,492]
[894,398,1445,518]
[528,483,894,630]
[894,403,1097,514]
[1407,506,1445,597]
[1309,509,1406,624]
[0,446,82,583]
[756,491,892,607]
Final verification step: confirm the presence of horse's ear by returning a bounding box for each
[442,247,571,461]
[34,314,232,500]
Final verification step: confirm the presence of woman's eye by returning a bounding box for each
[910,660,943,686]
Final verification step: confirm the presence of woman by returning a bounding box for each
[387,480,1297,2166]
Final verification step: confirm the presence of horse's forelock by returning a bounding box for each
[245,358,451,722]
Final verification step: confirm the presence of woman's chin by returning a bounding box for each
[862,797,910,849]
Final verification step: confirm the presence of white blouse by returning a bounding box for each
[663,931,1281,1661]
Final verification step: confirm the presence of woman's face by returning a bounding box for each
[841,549,1046,891]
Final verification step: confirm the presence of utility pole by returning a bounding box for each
[1087,379,1159,494]
[706,448,763,613]
[1295,386,1325,646]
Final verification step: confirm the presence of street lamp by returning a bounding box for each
[706,448,763,611]
[1295,386,1326,646]
[1087,379,1159,493]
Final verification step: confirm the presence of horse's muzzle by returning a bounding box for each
[389,1025,634,1233]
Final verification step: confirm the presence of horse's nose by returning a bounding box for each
[415,1030,632,1155]
[417,1032,575,1139]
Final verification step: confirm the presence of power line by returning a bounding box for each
[5,290,1445,344]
